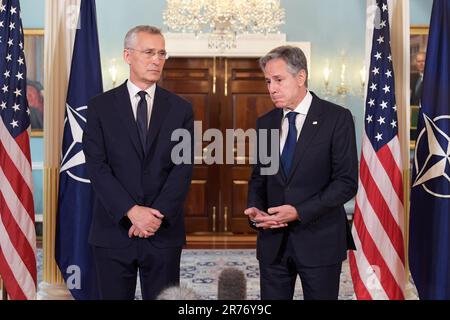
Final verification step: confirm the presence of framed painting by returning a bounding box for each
[410,25,429,149]
[23,29,44,136]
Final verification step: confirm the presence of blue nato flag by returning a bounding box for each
[55,0,103,299]
[409,0,450,300]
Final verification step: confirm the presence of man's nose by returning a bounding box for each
[150,55,161,65]
[268,83,278,94]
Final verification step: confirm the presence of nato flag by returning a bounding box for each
[55,0,103,300]
[409,0,450,300]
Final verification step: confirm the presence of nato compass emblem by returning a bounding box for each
[413,114,450,198]
[60,104,90,184]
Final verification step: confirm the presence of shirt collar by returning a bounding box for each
[283,90,313,118]
[127,80,156,100]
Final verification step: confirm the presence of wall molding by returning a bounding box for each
[32,162,44,170]
[164,32,311,66]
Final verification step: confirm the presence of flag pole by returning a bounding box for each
[389,0,417,299]
[389,0,415,294]
[0,277,8,300]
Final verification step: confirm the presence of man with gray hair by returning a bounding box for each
[410,51,426,106]
[83,25,193,299]
[245,45,357,300]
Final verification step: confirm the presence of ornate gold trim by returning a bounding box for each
[43,167,64,284]
[410,25,429,35]
[212,206,216,232]
[24,28,44,36]
[31,130,43,137]
[224,59,228,96]
[224,206,228,232]
[191,180,207,184]
[213,56,216,94]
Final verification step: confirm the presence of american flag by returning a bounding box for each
[409,0,450,299]
[0,0,37,300]
[349,0,405,300]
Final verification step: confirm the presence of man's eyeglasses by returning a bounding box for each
[127,48,169,60]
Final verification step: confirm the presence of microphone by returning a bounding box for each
[217,268,247,300]
[156,284,197,300]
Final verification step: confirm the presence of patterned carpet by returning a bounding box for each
[37,248,356,300]
[177,249,355,300]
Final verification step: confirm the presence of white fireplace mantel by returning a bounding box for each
[164,32,311,65]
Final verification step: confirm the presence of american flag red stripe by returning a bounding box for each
[0,123,37,300]
[349,0,405,300]
[0,178,36,267]
[359,150,404,258]
[0,191,36,283]
[348,245,373,299]
[0,247,27,299]
[0,0,37,300]
[0,134,35,218]
[376,144,403,201]
[350,137,406,300]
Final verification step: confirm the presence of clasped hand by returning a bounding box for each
[126,205,164,238]
[244,205,299,229]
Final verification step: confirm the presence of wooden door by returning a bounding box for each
[220,58,274,233]
[159,57,274,234]
[159,58,219,233]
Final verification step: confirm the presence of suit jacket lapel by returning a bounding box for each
[113,81,144,158]
[266,108,286,184]
[145,85,172,155]
[286,93,324,183]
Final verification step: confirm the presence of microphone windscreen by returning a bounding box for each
[156,284,197,300]
[217,267,247,300]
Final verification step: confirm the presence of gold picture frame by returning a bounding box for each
[410,25,429,150]
[24,29,44,137]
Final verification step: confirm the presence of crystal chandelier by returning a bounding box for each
[163,0,285,51]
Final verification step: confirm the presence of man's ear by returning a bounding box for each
[123,49,131,65]
[296,69,307,87]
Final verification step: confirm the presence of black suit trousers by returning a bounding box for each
[259,235,342,300]
[92,239,182,300]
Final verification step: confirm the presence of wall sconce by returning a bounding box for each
[359,64,366,95]
[108,58,118,88]
[336,63,349,96]
[322,60,332,99]
[321,57,366,100]
[323,66,332,92]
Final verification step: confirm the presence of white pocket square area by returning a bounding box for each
[313,121,318,125]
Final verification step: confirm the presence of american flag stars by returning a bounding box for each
[0,0,37,300]
[0,2,30,133]
[363,2,398,148]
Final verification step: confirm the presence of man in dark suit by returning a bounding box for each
[410,51,426,106]
[245,46,358,300]
[83,25,194,300]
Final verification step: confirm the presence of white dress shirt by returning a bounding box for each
[279,91,313,155]
[127,80,156,128]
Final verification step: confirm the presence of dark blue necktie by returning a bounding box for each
[136,91,148,150]
[281,112,299,176]
[415,75,423,101]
